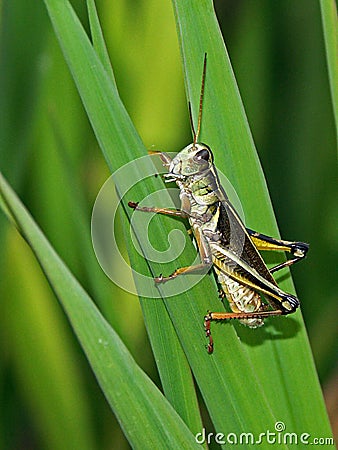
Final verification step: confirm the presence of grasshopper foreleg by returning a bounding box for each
[128,202,189,218]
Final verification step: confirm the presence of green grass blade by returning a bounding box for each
[0,171,201,450]
[43,0,205,436]
[118,208,205,437]
[319,0,338,137]
[0,4,98,448]
[87,0,204,431]
[2,232,97,450]
[172,0,333,441]
[86,0,116,87]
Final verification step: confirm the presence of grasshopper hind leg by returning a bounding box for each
[204,309,284,354]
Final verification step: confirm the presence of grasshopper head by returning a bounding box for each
[166,143,214,180]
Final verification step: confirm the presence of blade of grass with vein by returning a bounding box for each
[86,0,116,87]
[319,0,338,136]
[85,0,204,434]
[172,0,333,440]
[0,171,200,450]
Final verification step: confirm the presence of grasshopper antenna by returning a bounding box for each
[190,53,207,148]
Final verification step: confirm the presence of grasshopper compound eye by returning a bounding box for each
[194,149,210,162]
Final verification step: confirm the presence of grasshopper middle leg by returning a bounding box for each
[128,201,212,283]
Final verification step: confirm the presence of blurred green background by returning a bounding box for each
[0,0,336,449]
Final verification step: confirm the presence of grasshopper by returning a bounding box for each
[129,55,308,353]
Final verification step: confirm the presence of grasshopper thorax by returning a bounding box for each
[167,143,214,179]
